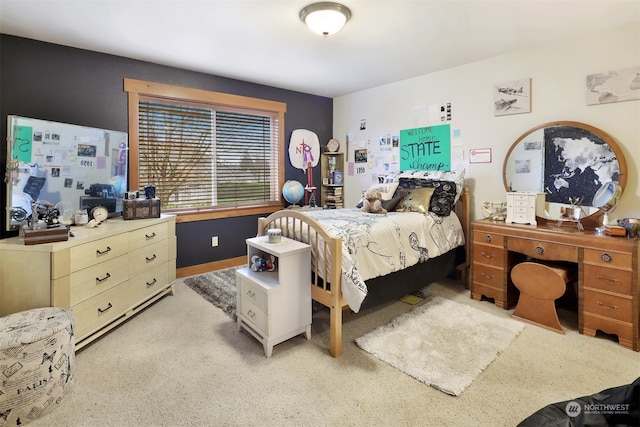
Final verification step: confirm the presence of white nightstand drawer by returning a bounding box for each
[237,274,268,312]
[239,299,268,333]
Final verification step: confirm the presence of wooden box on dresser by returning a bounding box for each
[471,219,639,351]
[0,215,177,349]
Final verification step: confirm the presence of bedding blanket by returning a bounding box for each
[300,209,465,312]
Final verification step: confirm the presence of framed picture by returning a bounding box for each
[586,66,640,105]
[494,78,531,116]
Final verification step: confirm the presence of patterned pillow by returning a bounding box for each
[396,169,465,203]
[395,178,457,216]
[394,187,436,214]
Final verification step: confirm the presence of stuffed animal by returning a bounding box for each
[250,254,277,272]
[361,189,387,214]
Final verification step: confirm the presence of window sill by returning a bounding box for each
[172,204,284,223]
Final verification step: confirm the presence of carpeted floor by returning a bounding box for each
[27,275,640,427]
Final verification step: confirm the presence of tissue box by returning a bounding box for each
[123,198,161,220]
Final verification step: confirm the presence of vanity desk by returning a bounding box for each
[471,219,639,351]
[0,215,177,349]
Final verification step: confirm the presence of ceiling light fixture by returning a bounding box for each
[300,2,351,36]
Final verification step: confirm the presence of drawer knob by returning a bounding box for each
[596,301,617,310]
[535,246,545,255]
[146,278,158,288]
[145,232,157,240]
[484,234,492,243]
[247,309,256,318]
[98,302,113,314]
[481,272,494,280]
[96,246,112,256]
[96,272,111,283]
[600,253,613,263]
[246,290,256,298]
[146,254,157,262]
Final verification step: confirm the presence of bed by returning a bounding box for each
[257,173,470,357]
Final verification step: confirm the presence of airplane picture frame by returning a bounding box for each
[494,78,532,116]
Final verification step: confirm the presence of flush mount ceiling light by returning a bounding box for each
[300,2,351,36]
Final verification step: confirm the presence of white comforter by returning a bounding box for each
[299,209,465,312]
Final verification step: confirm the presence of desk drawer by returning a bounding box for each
[584,249,632,270]
[473,244,504,268]
[473,263,503,288]
[507,238,577,262]
[473,231,504,246]
[583,291,632,323]
[583,265,632,295]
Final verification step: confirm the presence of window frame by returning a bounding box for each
[125,78,286,222]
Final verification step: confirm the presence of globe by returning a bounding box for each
[282,180,305,206]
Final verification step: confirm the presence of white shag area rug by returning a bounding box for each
[355,296,525,396]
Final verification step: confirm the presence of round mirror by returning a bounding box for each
[503,121,627,228]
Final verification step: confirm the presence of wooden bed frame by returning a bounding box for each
[257,186,470,357]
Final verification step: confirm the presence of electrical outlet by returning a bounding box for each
[211,236,219,247]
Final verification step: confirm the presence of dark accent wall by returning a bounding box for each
[0,35,333,268]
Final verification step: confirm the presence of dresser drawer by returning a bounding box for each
[72,281,136,339]
[507,238,578,262]
[583,291,632,323]
[583,265,632,295]
[128,240,169,277]
[238,299,268,333]
[473,231,504,246]
[584,249,632,270]
[128,223,170,251]
[237,275,268,312]
[70,233,130,271]
[129,262,170,302]
[69,255,129,305]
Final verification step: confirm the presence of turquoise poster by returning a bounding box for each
[399,124,451,171]
[13,125,33,162]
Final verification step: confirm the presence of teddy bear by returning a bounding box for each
[361,189,387,214]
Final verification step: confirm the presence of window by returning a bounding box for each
[125,78,286,220]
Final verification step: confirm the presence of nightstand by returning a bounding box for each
[236,236,312,357]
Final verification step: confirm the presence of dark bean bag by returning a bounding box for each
[517,377,639,427]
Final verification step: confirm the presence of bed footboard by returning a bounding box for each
[258,210,346,357]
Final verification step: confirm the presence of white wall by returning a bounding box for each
[334,22,639,223]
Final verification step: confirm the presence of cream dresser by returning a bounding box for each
[0,215,176,349]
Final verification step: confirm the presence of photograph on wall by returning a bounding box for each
[586,66,640,105]
[494,78,531,116]
[354,149,367,163]
[543,125,619,206]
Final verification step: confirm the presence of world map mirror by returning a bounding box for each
[502,121,627,228]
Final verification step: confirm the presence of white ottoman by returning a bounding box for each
[0,308,75,426]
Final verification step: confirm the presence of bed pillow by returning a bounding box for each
[394,187,436,214]
[395,178,457,216]
[355,181,400,208]
[396,169,465,203]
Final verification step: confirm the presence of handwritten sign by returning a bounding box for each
[13,125,33,162]
[399,124,451,171]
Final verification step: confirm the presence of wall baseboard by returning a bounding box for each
[177,256,246,278]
